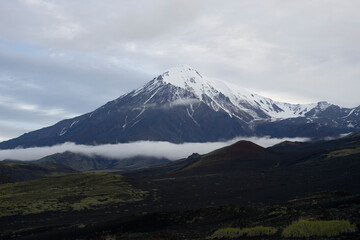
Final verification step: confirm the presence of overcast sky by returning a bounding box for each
[0,0,359,141]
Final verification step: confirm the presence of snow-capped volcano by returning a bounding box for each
[0,65,359,149]
[129,65,324,121]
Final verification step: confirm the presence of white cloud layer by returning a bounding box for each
[0,137,309,161]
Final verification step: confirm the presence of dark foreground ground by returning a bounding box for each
[0,192,359,240]
[1,134,360,239]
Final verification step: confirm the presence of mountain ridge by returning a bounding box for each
[31,151,171,172]
[0,65,359,149]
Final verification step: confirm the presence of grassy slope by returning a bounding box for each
[282,220,356,237]
[0,161,77,182]
[33,151,170,171]
[0,172,147,217]
[112,156,170,171]
[33,151,114,171]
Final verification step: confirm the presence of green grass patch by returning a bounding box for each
[327,147,360,158]
[77,223,86,229]
[0,172,147,217]
[269,207,287,216]
[282,220,356,237]
[208,226,277,239]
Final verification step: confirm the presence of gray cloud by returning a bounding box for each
[0,0,359,141]
[0,136,309,161]
[0,121,31,142]
[0,49,151,138]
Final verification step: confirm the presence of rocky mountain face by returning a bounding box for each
[0,65,359,149]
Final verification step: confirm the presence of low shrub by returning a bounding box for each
[209,226,277,239]
[282,220,356,237]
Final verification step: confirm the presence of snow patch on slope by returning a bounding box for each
[343,109,355,118]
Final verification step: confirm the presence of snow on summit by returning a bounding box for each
[161,65,204,91]
[147,65,319,120]
[123,64,350,125]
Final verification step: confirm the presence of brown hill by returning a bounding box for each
[179,140,283,174]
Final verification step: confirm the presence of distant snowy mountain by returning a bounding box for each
[140,65,320,120]
[0,65,359,149]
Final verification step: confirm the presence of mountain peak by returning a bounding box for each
[141,65,331,121]
[226,140,265,153]
[169,64,198,74]
[316,101,331,110]
[158,65,205,91]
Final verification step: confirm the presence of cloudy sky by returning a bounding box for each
[0,0,359,142]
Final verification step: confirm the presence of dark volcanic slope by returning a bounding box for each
[0,85,250,149]
[179,141,284,174]
[124,133,360,207]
